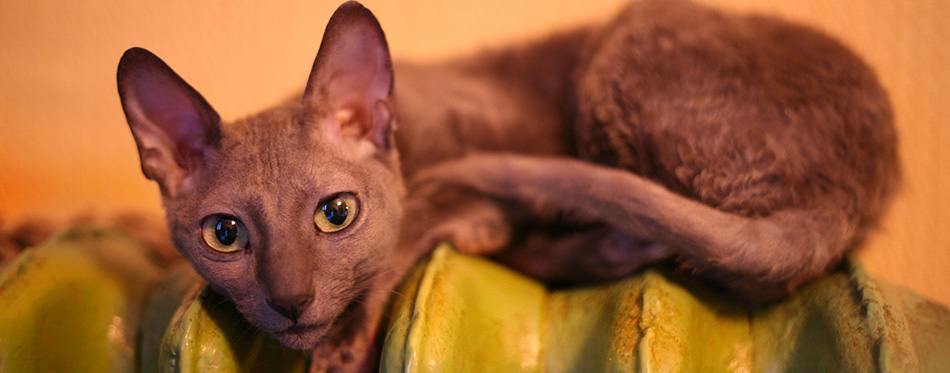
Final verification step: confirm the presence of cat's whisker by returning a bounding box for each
[234,320,257,345]
[386,288,413,303]
[349,283,417,306]
[205,296,233,318]
[349,297,395,320]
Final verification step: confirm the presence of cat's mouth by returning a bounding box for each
[273,321,332,349]
[278,322,330,336]
[270,291,367,350]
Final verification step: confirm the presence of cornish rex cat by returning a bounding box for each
[117,0,897,370]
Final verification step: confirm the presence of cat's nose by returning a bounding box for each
[267,293,314,322]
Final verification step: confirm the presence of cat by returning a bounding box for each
[117,0,897,370]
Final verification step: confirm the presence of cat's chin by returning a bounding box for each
[272,322,334,350]
[266,289,369,351]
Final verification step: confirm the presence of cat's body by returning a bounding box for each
[392,32,585,177]
[118,0,897,370]
[404,0,898,300]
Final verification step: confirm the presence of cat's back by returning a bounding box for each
[574,0,898,227]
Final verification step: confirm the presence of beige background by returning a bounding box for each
[1,1,947,305]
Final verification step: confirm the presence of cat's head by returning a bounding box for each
[117,2,402,349]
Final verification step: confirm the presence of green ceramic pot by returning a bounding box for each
[0,229,163,371]
[382,245,950,372]
[2,230,948,372]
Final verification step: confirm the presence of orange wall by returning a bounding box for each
[1,0,947,305]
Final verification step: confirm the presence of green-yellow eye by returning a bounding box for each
[201,215,249,252]
[315,193,359,233]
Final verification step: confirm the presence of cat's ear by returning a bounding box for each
[302,1,394,153]
[117,47,222,197]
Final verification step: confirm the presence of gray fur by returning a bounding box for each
[118,0,898,370]
[414,0,898,301]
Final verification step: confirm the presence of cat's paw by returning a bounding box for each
[432,216,512,256]
[425,196,513,256]
[406,183,514,256]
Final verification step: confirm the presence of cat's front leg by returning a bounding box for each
[307,267,405,373]
[418,202,512,256]
[407,158,672,283]
[402,179,516,257]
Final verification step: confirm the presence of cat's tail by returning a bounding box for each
[412,153,860,302]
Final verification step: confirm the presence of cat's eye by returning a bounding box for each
[315,193,359,233]
[201,215,249,253]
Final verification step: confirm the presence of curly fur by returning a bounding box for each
[575,0,898,222]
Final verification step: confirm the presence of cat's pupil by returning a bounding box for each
[215,219,238,246]
[324,198,348,226]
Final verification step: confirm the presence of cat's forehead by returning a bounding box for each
[193,105,367,212]
[223,106,308,154]
[212,106,348,183]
